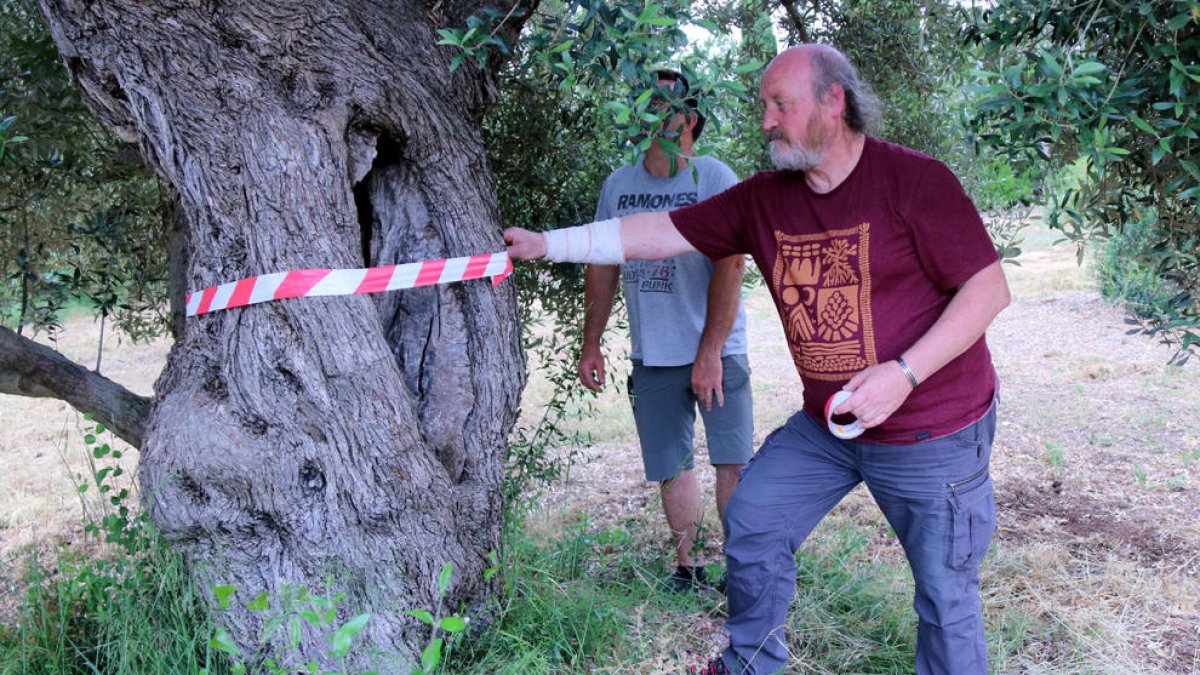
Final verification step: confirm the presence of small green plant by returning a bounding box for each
[205,580,372,675]
[406,561,482,674]
[1171,447,1200,490]
[1043,441,1066,479]
[0,115,29,162]
[76,417,146,554]
[1133,463,1154,491]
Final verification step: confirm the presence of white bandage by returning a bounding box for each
[542,218,625,264]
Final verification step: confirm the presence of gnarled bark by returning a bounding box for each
[39,1,529,669]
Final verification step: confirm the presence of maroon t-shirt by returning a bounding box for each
[670,137,998,443]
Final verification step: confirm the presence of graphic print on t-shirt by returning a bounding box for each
[771,223,877,381]
[623,259,678,294]
[615,190,698,213]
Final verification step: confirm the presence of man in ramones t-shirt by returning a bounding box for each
[579,70,753,592]
[505,45,1011,675]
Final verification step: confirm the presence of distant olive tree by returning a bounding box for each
[969,0,1199,364]
[0,0,167,347]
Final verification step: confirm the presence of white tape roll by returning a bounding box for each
[825,389,864,440]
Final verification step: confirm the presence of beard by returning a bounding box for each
[768,112,828,171]
[769,139,823,171]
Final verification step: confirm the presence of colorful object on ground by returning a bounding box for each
[825,389,864,440]
[185,251,513,317]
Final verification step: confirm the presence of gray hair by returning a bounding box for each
[810,48,882,136]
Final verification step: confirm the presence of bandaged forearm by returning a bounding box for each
[542,218,626,264]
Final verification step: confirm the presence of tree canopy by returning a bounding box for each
[969,0,1200,363]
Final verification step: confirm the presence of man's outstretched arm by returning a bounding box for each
[503,211,696,262]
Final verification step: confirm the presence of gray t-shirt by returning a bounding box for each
[594,155,748,366]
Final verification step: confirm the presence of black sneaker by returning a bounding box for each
[664,565,713,593]
[690,656,730,674]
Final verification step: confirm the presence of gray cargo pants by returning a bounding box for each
[720,399,998,674]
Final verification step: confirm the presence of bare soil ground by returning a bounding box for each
[1,227,1197,673]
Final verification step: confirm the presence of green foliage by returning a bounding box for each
[969,0,1200,363]
[205,559,484,674]
[0,0,168,341]
[782,0,975,157]
[0,418,218,674]
[205,581,376,675]
[1096,210,1185,323]
[778,0,1036,262]
[0,114,29,161]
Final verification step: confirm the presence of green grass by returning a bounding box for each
[0,420,1083,675]
[0,535,222,675]
[782,521,916,672]
[0,420,223,675]
[449,516,672,673]
[1,491,1077,674]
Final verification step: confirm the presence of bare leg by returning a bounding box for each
[714,463,742,528]
[660,469,702,567]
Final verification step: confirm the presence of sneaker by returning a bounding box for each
[690,656,730,674]
[664,565,713,593]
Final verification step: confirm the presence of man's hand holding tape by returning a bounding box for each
[832,258,1010,429]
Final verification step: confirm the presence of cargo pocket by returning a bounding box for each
[947,466,995,571]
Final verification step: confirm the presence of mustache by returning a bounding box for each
[767,130,788,142]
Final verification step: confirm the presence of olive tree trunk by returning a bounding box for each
[39,1,529,669]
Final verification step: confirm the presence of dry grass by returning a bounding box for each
[0,319,167,628]
[2,225,1198,673]
[0,321,165,552]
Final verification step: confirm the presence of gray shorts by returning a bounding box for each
[627,353,754,481]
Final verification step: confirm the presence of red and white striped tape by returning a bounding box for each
[186,251,513,317]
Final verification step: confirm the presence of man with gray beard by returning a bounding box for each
[504,44,1010,675]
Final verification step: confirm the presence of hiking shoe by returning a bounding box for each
[690,656,730,674]
[664,565,713,593]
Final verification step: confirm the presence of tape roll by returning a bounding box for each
[824,389,864,440]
